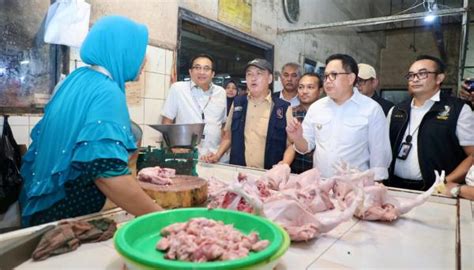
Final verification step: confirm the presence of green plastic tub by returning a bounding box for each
[114,208,286,270]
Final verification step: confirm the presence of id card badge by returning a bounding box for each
[397,142,412,160]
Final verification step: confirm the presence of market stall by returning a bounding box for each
[1,162,472,269]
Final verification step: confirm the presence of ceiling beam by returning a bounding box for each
[278,7,467,34]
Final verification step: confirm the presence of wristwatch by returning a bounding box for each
[450,185,461,198]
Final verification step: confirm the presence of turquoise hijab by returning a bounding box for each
[20,16,148,225]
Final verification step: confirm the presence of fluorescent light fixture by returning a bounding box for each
[424,0,438,23]
[424,13,436,22]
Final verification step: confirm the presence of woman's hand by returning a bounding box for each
[95,175,162,216]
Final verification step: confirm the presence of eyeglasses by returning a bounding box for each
[191,65,212,72]
[404,71,438,81]
[323,72,351,82]
[356,78,373,86]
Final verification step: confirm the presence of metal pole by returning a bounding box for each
[278,7,467,34]
[457,0,469,87]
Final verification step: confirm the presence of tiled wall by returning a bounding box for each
[2,115,42,146]
[7,45,174,148]
[125,45,174,147]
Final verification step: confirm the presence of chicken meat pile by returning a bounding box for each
[156,218,269,262]
[208,165,363,241]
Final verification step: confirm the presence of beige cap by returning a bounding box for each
[358,63,376,79]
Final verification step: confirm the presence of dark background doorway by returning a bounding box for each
[177,9,274,89]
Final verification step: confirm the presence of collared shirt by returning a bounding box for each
[225,92,293,169]
[279,91,300,107]
[389,91,474,180]
[161,81,227,157]
[299,88,392,180]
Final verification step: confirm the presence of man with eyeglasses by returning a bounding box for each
[384,55,474,192]
[287,54,392,180]
[202,58,293,169]
[161,54,227,160]
[357,63,394,116]
[274,62,302,107]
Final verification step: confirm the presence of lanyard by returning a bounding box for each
[405,119,421,143]
[190,82,213,121]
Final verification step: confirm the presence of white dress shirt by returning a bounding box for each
[161,81,227,158]
[279,91,300,107]
[298,88,392,180]
[388,91,474,180]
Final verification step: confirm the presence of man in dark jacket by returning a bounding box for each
[202,59,293,169]
[357,63,394,116]
[384,55,474,191]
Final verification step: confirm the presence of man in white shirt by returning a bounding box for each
[161,54,227,159]
[286,54,392,180]
[274,62,301,107]
[386,55,474,191]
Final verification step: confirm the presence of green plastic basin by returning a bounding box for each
[250,224,290,269]
[114,208,284,270]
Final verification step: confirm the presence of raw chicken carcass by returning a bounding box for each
[260,164,291,190]
[263,195,320,241]
[279,184,334,213]
[387,170,445,215]
[332,163,444,222]
[354,184,400,221]
[263,187,363,241]
[208,173,264,214]
[284,167,322,190]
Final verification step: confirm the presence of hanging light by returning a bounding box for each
[424,0,438,23]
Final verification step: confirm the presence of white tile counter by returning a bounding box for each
[308,199,457,269]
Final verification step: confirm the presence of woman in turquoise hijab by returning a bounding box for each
[20,16,162,226]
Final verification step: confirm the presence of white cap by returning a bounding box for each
[358,63,376,79]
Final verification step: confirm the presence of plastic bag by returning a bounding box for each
[44,0,91,48]
[0,116,23,214]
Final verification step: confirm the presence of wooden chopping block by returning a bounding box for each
[139,175,208,209]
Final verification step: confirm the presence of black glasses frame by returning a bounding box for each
[404,71,438,81]
[323,72,351,82]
